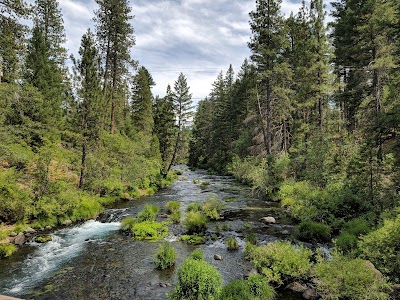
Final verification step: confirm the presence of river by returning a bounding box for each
[0,166,302,299]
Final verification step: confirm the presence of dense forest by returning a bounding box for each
[0,0,190,240]
[189,0,400,291]
[0,0,400,298]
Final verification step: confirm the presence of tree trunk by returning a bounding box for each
[167,129,180,173]
[79,138,87,189]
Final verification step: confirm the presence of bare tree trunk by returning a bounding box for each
[167,126,180,173]
[79,139,87,189]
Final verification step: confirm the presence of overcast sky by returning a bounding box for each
[27,0,324,102]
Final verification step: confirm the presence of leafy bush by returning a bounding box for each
[130,221,168,241]
[166,201,181,214]
[170,257,222,300]
[296,221,331,242]
[220,275,275,300]
[342,217,371,236]
[71,195,104,221]
[137,204,159,222]
[313,255,391,300]
[225,236,239,251]
[186,202,202,213]
[180,235,205,245]
[170,210,181,224]
[202,197,223,220]
[245,233,257,245]
[36,235,53,243]
[185,211,207,234]
[154,242,177,270]
[121,217,137,231]
[359,218,400,281]
[0,244,17,258]
[246,241,312,284]
[190,248,204,260]
[336,232,359,254]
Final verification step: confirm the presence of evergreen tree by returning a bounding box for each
[72,29,103,189]
[249,0,292,155]
[94,0,135,134]
[153,85,176,174]
[131,66,154,135]
[167,73,193,172]
[25,0,67,124]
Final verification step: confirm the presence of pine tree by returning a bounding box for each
[72,29,103,189]
[94,0,135,134]
[249,0,292,155]
[153,85,176,174]
[131,66,154,135]
[167,73,193,172]
[25,0,67,124]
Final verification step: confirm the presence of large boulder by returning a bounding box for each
[24,227,36,234]
[13,233,25,245]
[61,219,72,226]
[260,216,276,224]
[302,288,319,300]
[286,282,308,293]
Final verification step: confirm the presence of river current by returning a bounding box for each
[0,166,302,299]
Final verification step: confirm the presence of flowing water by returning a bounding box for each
[0,166,303,299]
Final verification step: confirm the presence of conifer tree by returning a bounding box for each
[131,66,154,135]
[153,85,176,174]
[72,29,103,189]
[94,0,135,134]
[167,73,193,172]
[249,0,292,155]
[25,0,67,124]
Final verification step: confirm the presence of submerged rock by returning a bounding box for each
[281,230,290,235]
[243,269,258,279]
[260,216,276,224]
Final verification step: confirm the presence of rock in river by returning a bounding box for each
[24,227,36,234]
[260,216,276,224]
[13,232,25,245]
[214,254,223,260]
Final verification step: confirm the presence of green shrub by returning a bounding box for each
[342,217,371,236]
[202,197,223,220]
[200,181,210,189]
[185,211,207,234]
[247,274,275,299]
[359,218,400,281]
[121,217,137,231]
[186,202,202,212]
[170,210,181,224]
[246,241,312,284]
[154,242,177,270]
[180,235,205,245]
[170,257,222,300]
[166,201,181,214]
[220,275,275,300]
[131,221,168,241]
[137,204,159,222]
[225,236,239,251]
[313,255,391,300]
[296,221,331,242]
[36,235,53,243]
[245,233,257,245]
[71,195,104,221]
[190,249,204,260]
[336,232,358,254]
[220,279,252,300]
[0,244,17,258]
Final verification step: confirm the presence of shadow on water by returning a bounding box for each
[0,165,303,300]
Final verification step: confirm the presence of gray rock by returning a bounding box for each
[45,225,52,230]
[365,260,382,277]
[260,216,276,224]
[24,227,36,234]
[281,230,290,235]
[13,232,25,245]
[9,232,18,237]
[61,219,72,226]
[286,282,308,293]
[302,288,319,300]
[243,269,258,279]
[214,254,223,260]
